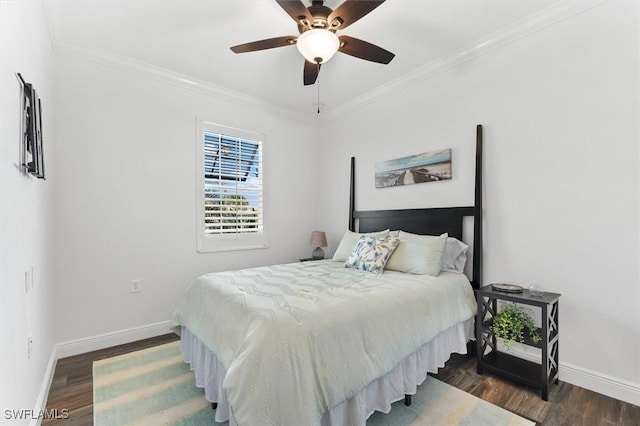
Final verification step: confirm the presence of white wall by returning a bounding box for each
[51,54,321,344]
[0,1,57,424]
[2,0,638,416]
[318,1,639,404]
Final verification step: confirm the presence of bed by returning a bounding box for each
[171,125,484,426]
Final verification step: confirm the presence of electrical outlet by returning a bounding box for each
[27,334,33,359]
[131,279,141,293]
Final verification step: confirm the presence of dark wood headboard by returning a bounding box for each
[349,125,483,290]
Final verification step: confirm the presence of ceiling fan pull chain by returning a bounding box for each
[317,62,321,114]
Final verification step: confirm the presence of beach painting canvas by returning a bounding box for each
[375,149,452,188]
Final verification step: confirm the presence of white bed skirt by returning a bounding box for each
[180,318,474,426]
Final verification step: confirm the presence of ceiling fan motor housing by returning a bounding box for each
[304,1,333,31]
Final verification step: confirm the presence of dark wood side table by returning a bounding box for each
[476,285,561,400]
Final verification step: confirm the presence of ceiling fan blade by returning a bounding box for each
[303,60,320,85]
[338,35,394,64]
[230,36,297,53]
[276,0,313,25]
[328,0,385,30]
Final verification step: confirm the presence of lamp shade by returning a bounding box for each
[296,29,340,64]
[310,231,327,260]
[310,231,327,247]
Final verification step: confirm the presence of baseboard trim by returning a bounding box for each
[506,346,639,406]
[30,346,58,426]
[56,320,173,358]
[32,322,173,424]
[560,361,640,407]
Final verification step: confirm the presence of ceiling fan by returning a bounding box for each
[230,0,395,86]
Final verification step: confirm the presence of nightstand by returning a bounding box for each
[299,257,323,262]
[476,285,561,400]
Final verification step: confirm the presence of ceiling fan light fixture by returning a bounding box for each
[296,29,339,64]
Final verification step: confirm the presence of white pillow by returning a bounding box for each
[441,237,468,274]
[397,231,469,274]
[344,236,400,274]
[385,234,447,275]
[332,229,390,262]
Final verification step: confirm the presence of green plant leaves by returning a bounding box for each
[490,305,541,349]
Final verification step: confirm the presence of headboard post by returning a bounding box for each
[472,125,483,289]
[349,157,355,232]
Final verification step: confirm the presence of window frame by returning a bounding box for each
[196,120,267,253]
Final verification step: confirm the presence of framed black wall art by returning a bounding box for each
[18,73,45,179]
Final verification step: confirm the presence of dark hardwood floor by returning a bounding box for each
[43,334,639,425]
[43,334,180,426]
[432,353,639,426]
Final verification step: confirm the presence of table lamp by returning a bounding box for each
[310,231,327,260]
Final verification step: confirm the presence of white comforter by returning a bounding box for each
[171,260,476,426]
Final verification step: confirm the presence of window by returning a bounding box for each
[196,121,266,252]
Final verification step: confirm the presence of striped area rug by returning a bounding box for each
[93,341,535,426]
[93,341,211,425]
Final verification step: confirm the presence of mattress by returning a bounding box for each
[171,260,477,426]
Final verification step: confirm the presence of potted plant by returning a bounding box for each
[491,304,541,349]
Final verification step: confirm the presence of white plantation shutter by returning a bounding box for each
[197,122,267,252]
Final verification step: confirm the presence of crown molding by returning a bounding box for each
[51,41,317,124]
[44,1,604,124]
[319,0,605,122]
[42,0,315,125]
